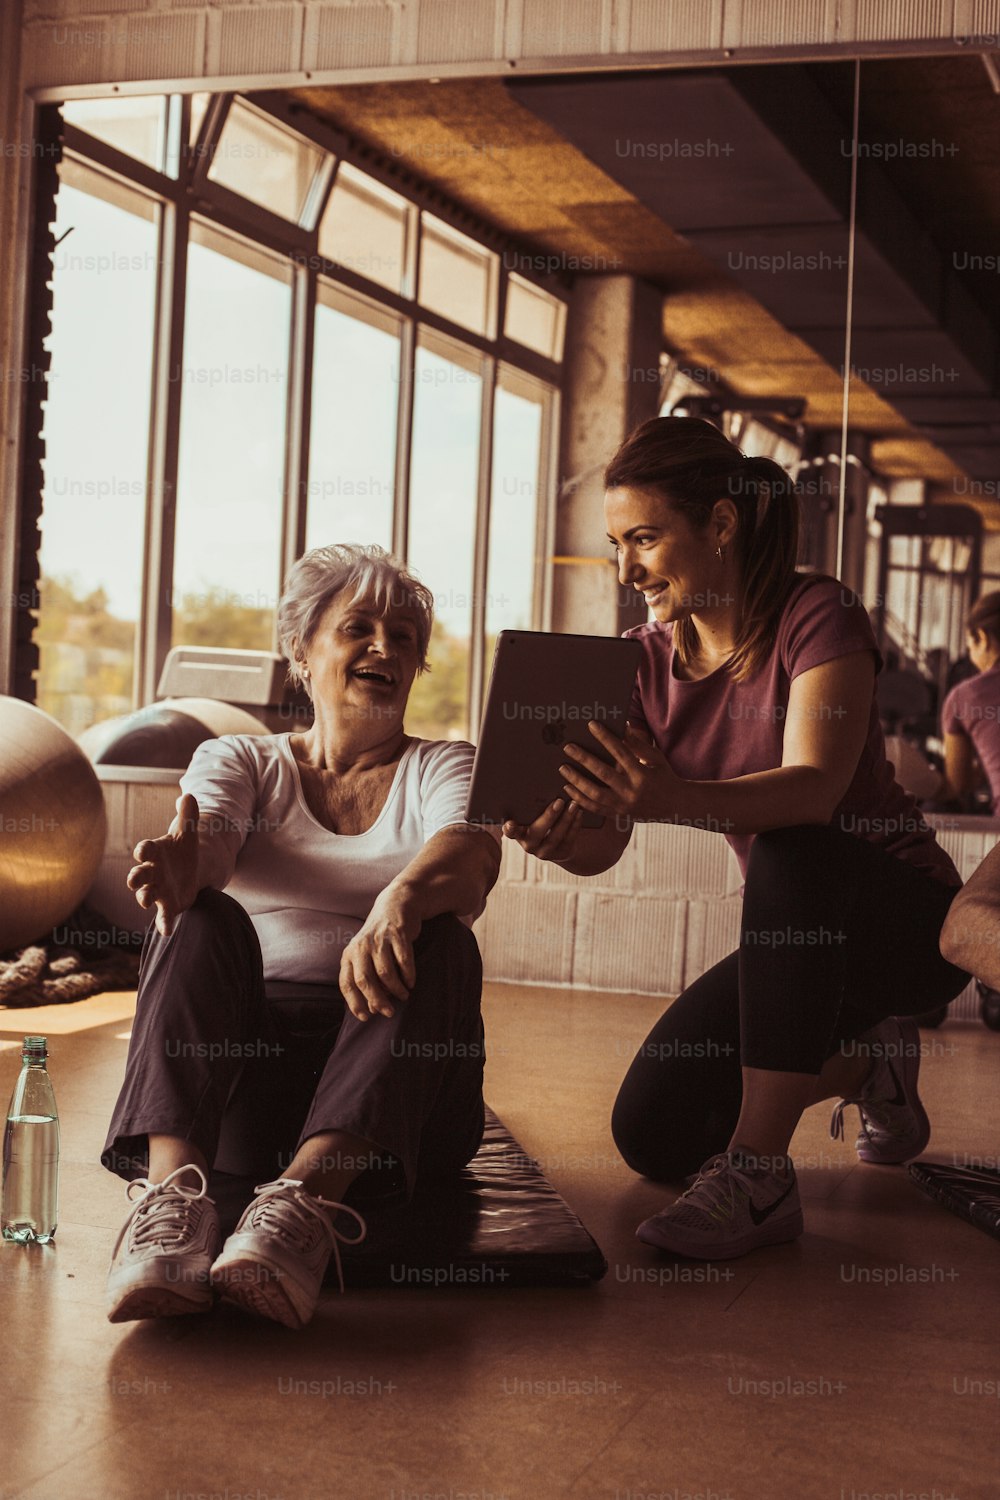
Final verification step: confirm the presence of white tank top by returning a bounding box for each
[180,733,498,983]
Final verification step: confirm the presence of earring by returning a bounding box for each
[716,546,726,562]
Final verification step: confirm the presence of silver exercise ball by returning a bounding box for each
[0,696,108,950]
[161,698,270,738]
[77,697,270,768]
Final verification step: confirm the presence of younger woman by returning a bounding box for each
[505,417,970,1261]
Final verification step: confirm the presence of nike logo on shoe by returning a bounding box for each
[748,1178,797,1226]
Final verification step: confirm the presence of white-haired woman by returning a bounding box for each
[103,544,501,1329]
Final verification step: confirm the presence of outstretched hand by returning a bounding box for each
[127,792,202,937]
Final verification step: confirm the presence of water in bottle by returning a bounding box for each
[2,1035,60,1244]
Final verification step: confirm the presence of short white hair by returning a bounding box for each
[278,543,434,694]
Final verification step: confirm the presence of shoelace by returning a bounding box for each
[667,1155,757,1226]
[245,1178,367,1295]
[830,1062,904,1145]
[111,1163,211,1262]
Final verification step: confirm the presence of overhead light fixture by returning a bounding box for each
[669,394,806,421]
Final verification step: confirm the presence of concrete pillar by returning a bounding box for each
[551,275,664,639]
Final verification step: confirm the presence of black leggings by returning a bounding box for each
[611,824,971,1182]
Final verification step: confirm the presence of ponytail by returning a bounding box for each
[604,417,799,683]
[727,455,799,681]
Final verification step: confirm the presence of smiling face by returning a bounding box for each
[298,590,423,731]
[605,483,737,628]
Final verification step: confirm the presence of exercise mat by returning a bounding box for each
[908,1160,1000,1243]
[209,1107,608,1288]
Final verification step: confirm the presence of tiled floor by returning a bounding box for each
[2,985,998,1500]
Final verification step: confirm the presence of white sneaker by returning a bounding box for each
[107,1165,220,1324]
[210,1178,367,1330]
[830,1016,931,1165]
[636,1147,803,1260]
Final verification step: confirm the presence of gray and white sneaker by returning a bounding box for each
[211,1178,367,1330]
[830,1016,930,1165]
[636,1147,803,1260]
[107,1164,220,1324]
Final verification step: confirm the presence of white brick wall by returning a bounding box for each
[20,0,1000,93]
[87,772,1000,1022]
[474,816,1000,1022]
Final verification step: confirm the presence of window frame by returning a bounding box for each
[43,91,567,739]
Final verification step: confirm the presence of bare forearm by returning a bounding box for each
[940,897,1000,986]
[387,830,500,921]
[165,812,236,892]
[555,819,632,876]
[669,765,833,836]
[939,839,1000,982]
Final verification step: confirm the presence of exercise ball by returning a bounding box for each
[0,697,107,950]
[78,698,269,769]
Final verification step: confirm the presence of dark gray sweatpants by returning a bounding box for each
[102,889,486,1201]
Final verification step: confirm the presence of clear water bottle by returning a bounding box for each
[2,1035,60,1244]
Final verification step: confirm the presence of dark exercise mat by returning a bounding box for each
[908,1161,1000,1244]
[208,1107,608,1288]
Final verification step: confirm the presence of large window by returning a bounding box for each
[207,99,326,224]
[172,223,291,652]
[36,162,158,734]
[61,96,168,174]
[406,336,484,739]
[318,164,411,295]
[306,286,399,553]
[37,92,564,739]
[487,370,548,651]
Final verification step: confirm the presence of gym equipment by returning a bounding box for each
[78,697,268,769]
[909,1161,1000,1244]
[210,1107,607,1288]
[157,646,312,733]
[0,697,107,950]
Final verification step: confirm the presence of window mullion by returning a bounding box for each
[138,192,188,706]
[468,354,496,740]
[281,257,315,618]
[537,387,560,634]
[393,318,416,562]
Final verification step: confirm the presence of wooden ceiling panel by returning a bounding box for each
[286,70,997,508]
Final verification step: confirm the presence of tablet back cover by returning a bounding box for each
[465,631,642,825]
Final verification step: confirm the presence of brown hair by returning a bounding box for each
[604,415,799,682]
[966,592,1000,646]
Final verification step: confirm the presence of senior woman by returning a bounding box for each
[103,544,501,1328]
[505,416,971,1261]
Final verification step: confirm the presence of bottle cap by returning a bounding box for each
[21,1036,47,1063]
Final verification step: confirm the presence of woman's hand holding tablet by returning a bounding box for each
[559,719,683,822]
[502,796,586,863]
[502,718,683,874]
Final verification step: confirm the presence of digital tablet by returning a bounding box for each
[465,630,643,827]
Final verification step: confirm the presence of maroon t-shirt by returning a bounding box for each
[941,664,1000,814]
[623,571,961,889]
